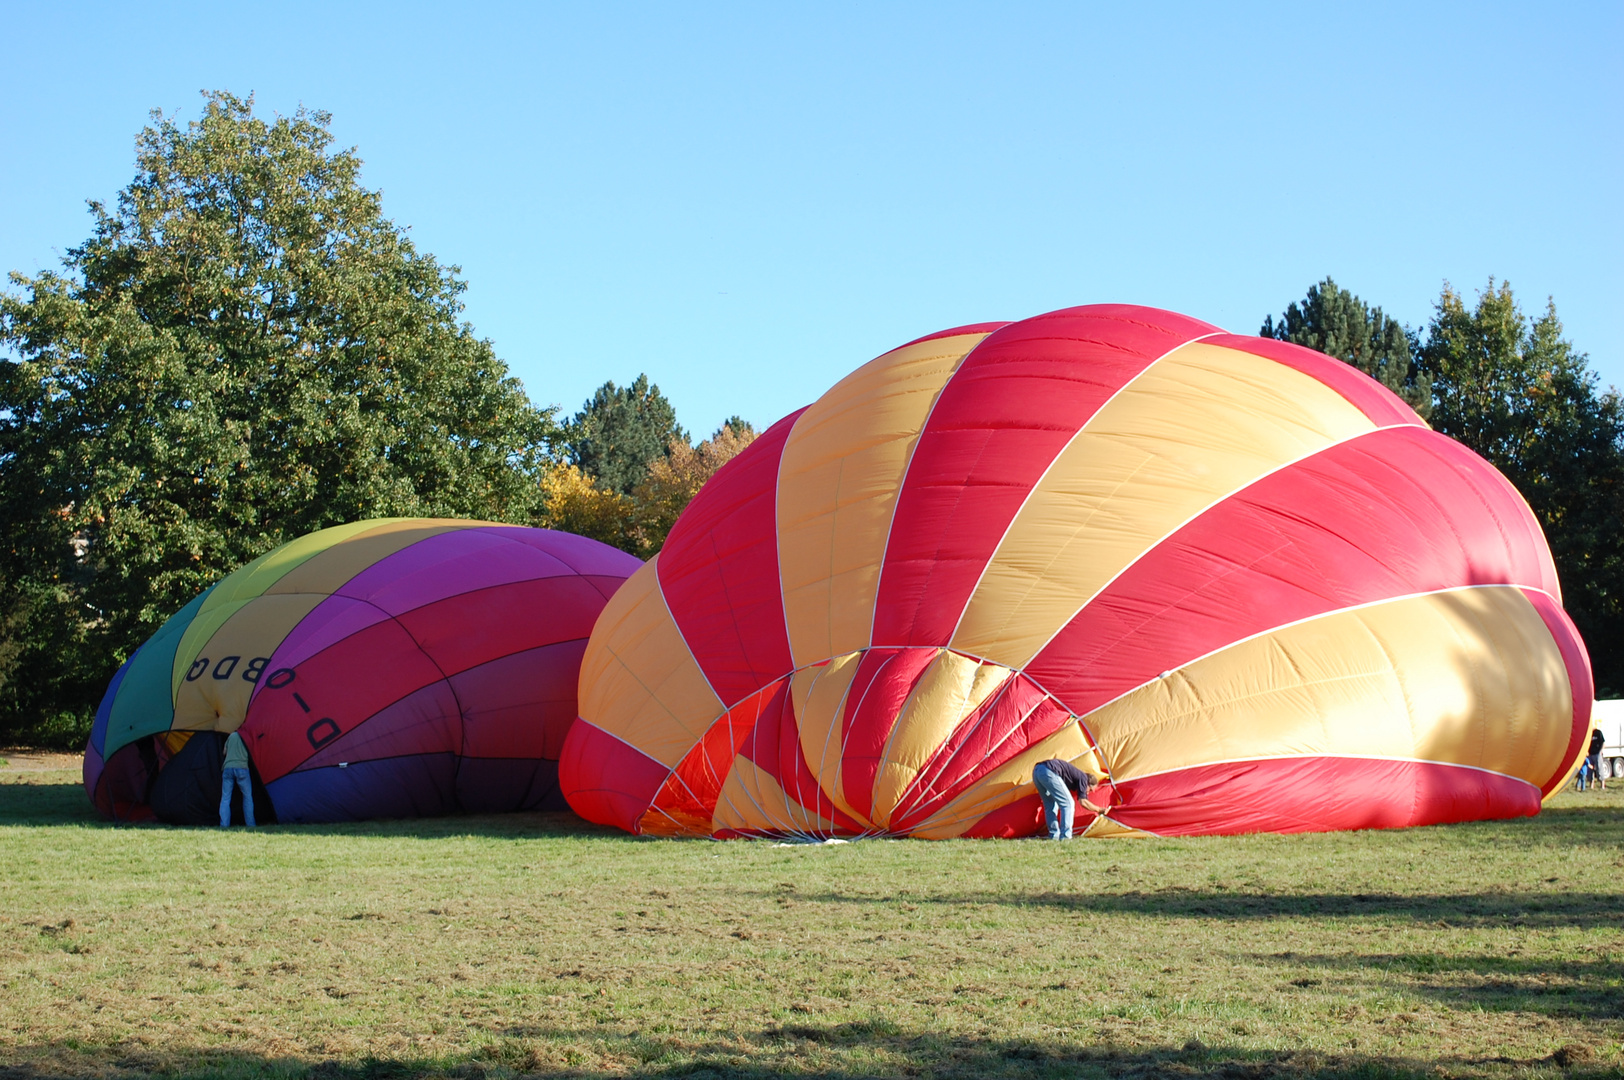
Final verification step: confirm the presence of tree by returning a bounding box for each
[0,92,557,744]
[1418,280,1624,695]
[628,420,757,555]
[565,375,687,495]
[1262,277,1432,417]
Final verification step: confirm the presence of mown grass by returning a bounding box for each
[1,764,1621,1079]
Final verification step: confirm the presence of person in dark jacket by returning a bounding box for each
[1585,728,1607,792]
[1032,758,1098,840]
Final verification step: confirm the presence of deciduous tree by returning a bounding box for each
[0,92,556,742]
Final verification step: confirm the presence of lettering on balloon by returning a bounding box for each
[307,718,341,750]
[186,658,208,681]
[241,657,269,683]
[264,668,296,690]
[212,656,240,680]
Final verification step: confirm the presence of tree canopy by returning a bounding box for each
[1262,277,1432,417]
[0,92,556,742]
[565,374,687,496]
[1417,281,1623,694]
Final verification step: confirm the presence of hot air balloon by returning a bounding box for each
[559,304,1592,839]
[85,520,641,824]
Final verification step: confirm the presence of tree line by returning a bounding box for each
[1,94,1616,745]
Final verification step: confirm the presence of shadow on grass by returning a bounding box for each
[1261,951,1624,1021]
[1,1032,1616,1080]
[795,884,1624,929]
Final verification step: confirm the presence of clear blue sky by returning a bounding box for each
[4,2,1619,437]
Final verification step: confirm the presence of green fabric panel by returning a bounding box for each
[103,586,214,759]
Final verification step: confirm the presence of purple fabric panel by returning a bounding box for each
[297,679,463,771]
[263,595,394,677]
[266,753,459,823]
[335,528,579,614]
[450,640,587,760]
[483,526,644,579]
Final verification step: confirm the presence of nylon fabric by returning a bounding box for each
[777,333,987,668]
[951,341,1379,668]
[1087,586,1573,789]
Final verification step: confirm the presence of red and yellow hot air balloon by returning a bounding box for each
[559,304,1593,840]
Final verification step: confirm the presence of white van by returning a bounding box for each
[1591,700,1624,779]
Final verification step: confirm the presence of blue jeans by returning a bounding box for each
[1032,763,1074,840]
[220,767,256,828]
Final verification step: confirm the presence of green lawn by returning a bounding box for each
[2,764,1621,1079]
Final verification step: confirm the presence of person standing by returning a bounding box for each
[1587,728,1607,793]
[1032,758,1098,840]
[219,730,257,828]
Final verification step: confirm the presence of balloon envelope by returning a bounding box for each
[560,305,1592,839]
[86,520,641,823]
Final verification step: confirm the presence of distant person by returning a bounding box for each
[1032,758,1099,840]
[1587,727,1607,793]
[219,731,256,828]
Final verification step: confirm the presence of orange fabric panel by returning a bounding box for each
[576,557,725,769]
[712,755,840,835]
[790,653,872,829]
[951,342,1377,668]
[908,723,1098,839]
[1086,586,1574,789]
[778,332,989,668]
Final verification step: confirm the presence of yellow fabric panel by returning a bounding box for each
[1080,815,1154,839]
[790,652,873,830]
[778,332,989,668]
[576,557,725,769]
[869,650,1015,829]
[951,341,1378,669]
[712,755,839,835]
[1087,587,1573,789]
[171,518,484,698]
[908,722,1096,839]
[171,593,328,732]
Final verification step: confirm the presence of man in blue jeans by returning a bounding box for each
[219,730,256,828]
[1032,757,1098,840]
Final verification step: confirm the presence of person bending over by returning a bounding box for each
[1032,758,1098,840]
[219,730,257,828]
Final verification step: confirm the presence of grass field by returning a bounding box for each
[2,757,1621,1080]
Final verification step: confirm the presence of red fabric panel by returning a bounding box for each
[958,792,1046,839]
[837,647,940,823]
[296,681,463,772]
[557,719,671,832]
[396,576,605,681]
[1110,757,1540,836]
[1028,426,1561,717]
[897,322,1012,348]
[650,680,782,829]
[733,678,864,833]
[657,409,805,709]
[1521,588,1595,796]
[873,305,1220,647]
[888,674,1073,833]
[244,617,446,783]
[1206,334,1422,428]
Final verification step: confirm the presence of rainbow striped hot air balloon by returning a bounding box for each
[85,520,641,824]
[559,304,1593,839]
